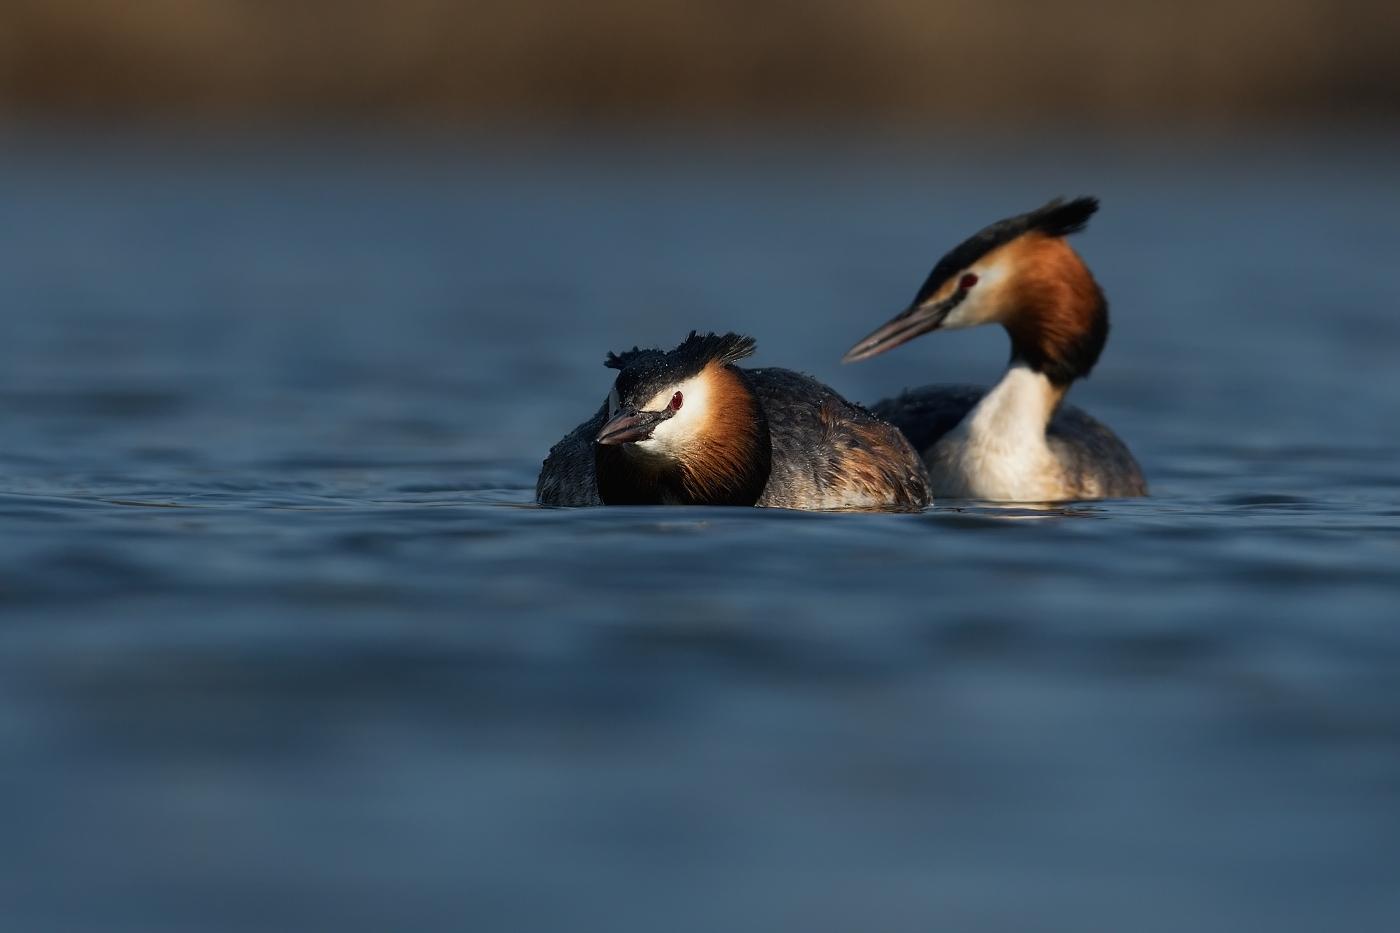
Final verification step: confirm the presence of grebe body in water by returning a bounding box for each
[844,197,1147,501]
[538,332,930,510]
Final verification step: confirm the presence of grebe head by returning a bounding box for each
[594,332,771,505]
[843,197,1109,386]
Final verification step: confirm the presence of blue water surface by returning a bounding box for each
[0,131,1398,932]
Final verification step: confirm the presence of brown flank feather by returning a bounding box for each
[813,404,928,509]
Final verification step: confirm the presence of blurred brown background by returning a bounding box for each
[1,0,1398,125]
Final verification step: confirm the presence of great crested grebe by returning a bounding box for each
[843,197,1147,501]
[537,331,930,510]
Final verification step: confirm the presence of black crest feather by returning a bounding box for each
[912,196,1099,307]
[673,331,757,366]
[604,332,755,372]
[604,347,663,370]
[610,332,758,408]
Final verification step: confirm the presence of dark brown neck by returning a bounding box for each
[593,452,660,504]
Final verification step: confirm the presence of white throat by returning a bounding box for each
[928,363,1066,501]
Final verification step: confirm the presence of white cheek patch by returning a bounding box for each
[939,299,977,330]
[639,373,710,456]
[940,258,1012,331]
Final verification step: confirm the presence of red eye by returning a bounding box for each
[960,273,979,290]
[669,391,683,411]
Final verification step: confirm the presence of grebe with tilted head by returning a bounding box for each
[537,332,930,510]
[843,197,1147,502]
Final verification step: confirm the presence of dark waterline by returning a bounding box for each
[0,130,1398,932]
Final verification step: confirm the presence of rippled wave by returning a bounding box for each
[0,133,1397,932]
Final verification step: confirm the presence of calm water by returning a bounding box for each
[1,131,1398,932]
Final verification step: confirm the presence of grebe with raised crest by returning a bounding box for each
[538,332,931,510]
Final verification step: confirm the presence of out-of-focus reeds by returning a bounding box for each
[1,0,1397,125]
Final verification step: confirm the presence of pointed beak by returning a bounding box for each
[596,407,672,445]
[842,295,957,363]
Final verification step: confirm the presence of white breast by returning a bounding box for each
[926,364,1070,501]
